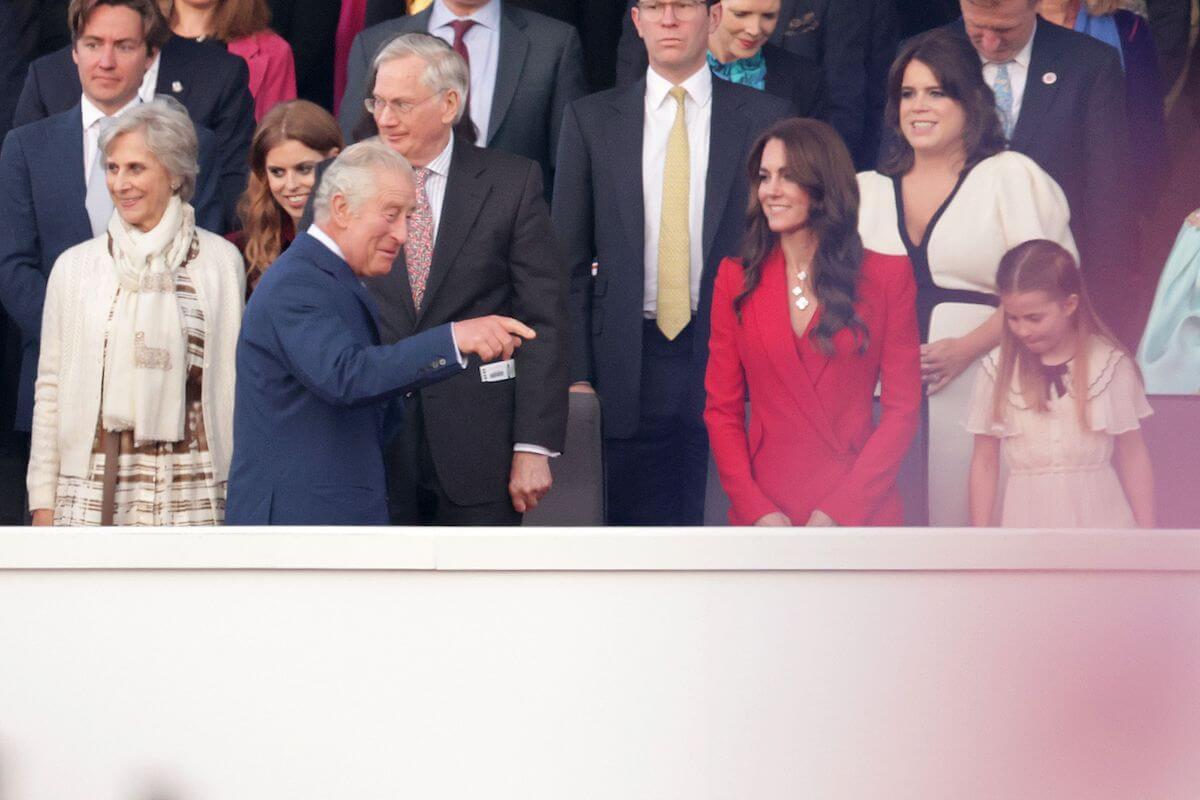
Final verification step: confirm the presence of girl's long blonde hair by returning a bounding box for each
[992,240,1136,430]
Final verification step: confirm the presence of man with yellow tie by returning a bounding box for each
[552,0,793,525]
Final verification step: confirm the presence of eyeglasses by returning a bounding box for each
[637,0,707,21]
[364,91,444,118]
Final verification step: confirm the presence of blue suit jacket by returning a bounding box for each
[225,232,464,526]
[0,103,222,431]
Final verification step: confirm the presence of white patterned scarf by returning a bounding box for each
[102,196,195,444]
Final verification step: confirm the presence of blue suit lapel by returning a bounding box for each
[55,107,93,242]
[1009,19,1061,152]
[295,233,385,338]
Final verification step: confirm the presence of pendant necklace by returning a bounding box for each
[792,267,811,311]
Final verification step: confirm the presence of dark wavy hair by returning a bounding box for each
[736,117,869,355]
[878,27,1007,177]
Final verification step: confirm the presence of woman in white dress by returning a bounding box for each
[28,99,244,526]
[857,28,1077,525]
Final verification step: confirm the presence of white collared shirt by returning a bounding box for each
[429,0,501,145]
[419,133,456,242]
[980,28,1036,131]
[81,94,142,177]
[138,51,161,103]
[307,224,346,262]
[641,63,712,315]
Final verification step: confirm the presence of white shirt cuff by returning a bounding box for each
[448,323,468,367]
[514,444,559,458]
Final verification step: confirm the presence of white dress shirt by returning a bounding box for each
[81,94,142,177]
[980,29,1036,132]
[429,0,501,146]
[138,52,161,104]
[641,64,712,316]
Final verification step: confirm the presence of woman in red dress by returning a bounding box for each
[704,118,921,526]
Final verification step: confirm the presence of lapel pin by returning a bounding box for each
[171,80,183,93]
[1042,72,1057,85]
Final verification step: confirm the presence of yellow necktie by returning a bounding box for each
[657,86,691,340]
[407,0,433,13]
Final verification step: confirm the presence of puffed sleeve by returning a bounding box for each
[1086,347,1153,434]
[994,152,1079,260]
[703,259,781,526]
[964,349,1012,438]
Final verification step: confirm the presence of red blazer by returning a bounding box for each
[227,30,298,121]
[704,247,921,526]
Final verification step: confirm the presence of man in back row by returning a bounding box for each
[14,0,253,232]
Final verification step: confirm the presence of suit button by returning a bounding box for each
[438,358,447,367]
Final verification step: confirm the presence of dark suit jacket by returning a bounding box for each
[267,0,338,109]
[945,18,1133,320]
[705,249,920,526]
[14,35,255,233]
[225,232,464,525]
[0,0,26,139]
[762,43,829,121]
[339,4,587,193]
[0,105,221,432]
[551,77,791,439]
[616,0,896,167]
[367,138,569,506]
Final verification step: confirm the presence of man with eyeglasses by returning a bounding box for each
[552,0,792,526]
[616,0,900,170]
[305,33,568,525]
[339,0,587,198]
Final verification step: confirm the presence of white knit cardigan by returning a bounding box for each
[27,229,246,511]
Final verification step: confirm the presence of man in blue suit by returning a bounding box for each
[226,139,535,525]
[0,0,221,440]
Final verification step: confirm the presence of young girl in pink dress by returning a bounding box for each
[967,240,1156,528]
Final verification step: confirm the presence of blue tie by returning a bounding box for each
[993,62,1015,139]
[85,116,115,237]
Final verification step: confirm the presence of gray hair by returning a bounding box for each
[99,96,199,202]
[372,32,469,124]
[312,137,415,223]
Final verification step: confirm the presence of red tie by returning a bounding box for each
[448,19,478,142]
[449,19,476,67]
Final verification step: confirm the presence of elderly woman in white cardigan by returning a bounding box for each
[28,98,244,526]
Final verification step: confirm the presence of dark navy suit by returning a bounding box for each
[225,232,464,526]
[15,35,254,232]
[0,104,221,431]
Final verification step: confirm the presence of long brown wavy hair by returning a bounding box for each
[157,0,269,41]
[736,118,869,355]
[237,100,343,285]
[991,240,1136,430]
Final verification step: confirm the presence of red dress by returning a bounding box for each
[704,247,921,526]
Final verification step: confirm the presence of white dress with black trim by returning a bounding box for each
[965,340,1152,528]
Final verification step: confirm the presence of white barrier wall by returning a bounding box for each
[1,529,1199,800]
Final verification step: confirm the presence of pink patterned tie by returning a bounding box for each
[406,167,433,310]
